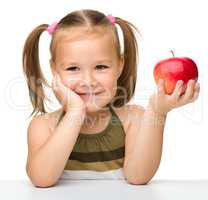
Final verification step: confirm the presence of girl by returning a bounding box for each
[23,9,200,187]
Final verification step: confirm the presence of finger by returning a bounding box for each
[157,79,165,96]
[195,82,200,91]
[56,74,65,89]
[55,74,71,103]
[57,75,74,100]
[55,74,67,96]
[171,80,184,99]
[57,74,69,90]
[52,74,58,90]
[189,82,200,102]
[181,79,195,102]
[56,73,61,84]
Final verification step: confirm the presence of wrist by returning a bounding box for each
[64,108,86,125]
[144,106,167,127]
[65,104,86,114]
[146,104,168,118]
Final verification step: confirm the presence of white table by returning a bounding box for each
[1,180,208,199]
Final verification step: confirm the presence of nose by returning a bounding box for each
[80,71,97,88]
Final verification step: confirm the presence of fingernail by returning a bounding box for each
[178,80,183,85]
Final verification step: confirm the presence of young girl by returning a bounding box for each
[23,9,200,187]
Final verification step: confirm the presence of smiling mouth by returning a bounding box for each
[77,91,103,95]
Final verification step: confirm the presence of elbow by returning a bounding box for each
[32,179,57,188]
[124,169,151,185]
[124,166,155,185]
[126,178,150,185]
[33,181,56,188]
[26,166,58,188]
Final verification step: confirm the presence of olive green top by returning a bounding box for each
[58,105,126,173]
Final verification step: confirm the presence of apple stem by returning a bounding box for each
[170,50,175,57]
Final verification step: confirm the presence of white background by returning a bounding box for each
[0,0,207,180]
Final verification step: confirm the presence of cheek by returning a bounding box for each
[100,75,118,95]
[61,76,78,90]
[60,72,118,94]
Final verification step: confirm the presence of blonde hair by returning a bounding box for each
[22,9,140,117]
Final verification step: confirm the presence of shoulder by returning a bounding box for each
[28,109,63,133]
[125,104,145,131]
[27,109,63,156]
[112,104,145,134]
[113,104,145,123]
[125,104,145,115]
[114,104,144,115]
[27,113,49,134]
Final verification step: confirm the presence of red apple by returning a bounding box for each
[153,51,198,94]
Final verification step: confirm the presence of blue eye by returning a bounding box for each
[66,66,79,71]
[96,65,109,70]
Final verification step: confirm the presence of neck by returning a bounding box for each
[83,106,110,128]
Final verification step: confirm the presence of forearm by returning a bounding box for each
[27,110,84,186]
[125,107,166,184]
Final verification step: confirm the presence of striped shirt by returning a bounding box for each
[59,105,126,180]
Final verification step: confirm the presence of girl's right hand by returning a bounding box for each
[52,73,86,114]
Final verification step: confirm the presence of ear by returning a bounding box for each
[117,55,124,78]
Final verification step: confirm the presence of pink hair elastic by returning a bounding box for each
[47,22,58,35]
[107,14,116,25]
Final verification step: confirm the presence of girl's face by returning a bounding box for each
[50,27,124,112]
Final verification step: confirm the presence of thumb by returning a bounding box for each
[157,79,165,96]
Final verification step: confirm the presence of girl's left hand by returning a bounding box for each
[148,79,200,116]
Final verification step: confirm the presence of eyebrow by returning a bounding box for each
[61,59,112,67]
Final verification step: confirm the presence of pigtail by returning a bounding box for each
[114,18,139,106]
[22,24,50,117]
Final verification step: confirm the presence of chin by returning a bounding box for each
[84,102,109,113]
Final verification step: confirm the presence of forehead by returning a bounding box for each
[54,27,118,63]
